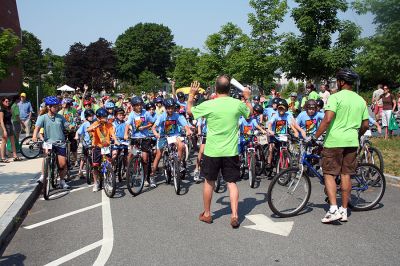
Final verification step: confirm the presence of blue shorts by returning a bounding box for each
[112,144,128,151]
[238,137,250,154]
[51,146,67,157]
[156,138,167,150]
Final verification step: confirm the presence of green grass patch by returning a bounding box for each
[370,136,400,176]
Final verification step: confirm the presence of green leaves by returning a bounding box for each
[0,29,19,81]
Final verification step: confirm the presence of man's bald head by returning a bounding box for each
[216,75,231,95]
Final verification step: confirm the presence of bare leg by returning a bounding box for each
[324,174,337,205]
[203,179,215,217]
[9,135,17,158]
[340,174,351,209]
[1,136,6,159]
[227,182,239,218]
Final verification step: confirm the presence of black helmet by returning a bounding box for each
[253,95,260,101]
[177,92,185,99]
[316,99,324,109]
[253,104,264,114]
[277,98,288,110]
[145,102,156,110]
[84,109,95,118]
[175,102,180,110]
[164,98,175,108]
[95,108,108,118]
[154,96,164,104]
[305,99,317,109]
[232,93,241,100]
[131,96,144,106]
[336,68,359,85]
[114,107,125,115]
[272,97,280,105]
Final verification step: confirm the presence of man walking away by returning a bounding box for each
[187,75,252,229]
[18,93,33,137]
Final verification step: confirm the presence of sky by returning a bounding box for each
[16,0,376,56]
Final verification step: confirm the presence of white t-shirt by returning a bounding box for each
[319,91,330,105]
[372,88,384,106]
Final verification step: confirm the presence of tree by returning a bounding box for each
[171,46,200,87]
[41,48,65,96]
[64,42,89,89]
[0,29,19,81]
[115,23,175,83]
[134,70,162,94]
[86,38,117,91]
[280,0,361,83]
[353,0,400,86]
[20,30,43,81]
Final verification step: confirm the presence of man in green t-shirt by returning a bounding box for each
[314,69,369,224]
[187,75,252,229]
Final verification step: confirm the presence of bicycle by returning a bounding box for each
[162,135,184,195]
[239,134,258,188]
[126,137,152,196]
[85,145,93,185]
[358,131,384,173]
[112,140,129,183]
[20,135,43,159]
[267,140,386,218]
[97,146,116,198]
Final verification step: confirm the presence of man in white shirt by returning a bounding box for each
[372,84,384,121]
[319,84,331,105]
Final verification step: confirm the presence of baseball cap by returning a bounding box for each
[20,93,26,97]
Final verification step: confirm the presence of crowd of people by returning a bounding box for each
[0,68,399,227]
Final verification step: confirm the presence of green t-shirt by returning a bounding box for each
[308,91,320,100]
[11,103,20,122]
[192,97,250,157]
[324,90,369,148]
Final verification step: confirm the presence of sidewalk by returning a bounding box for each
[0,158,42,249]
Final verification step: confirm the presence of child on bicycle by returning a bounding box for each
[105,101,115,123]
[252,104,264,128]
[75,109,96,179]
[296,100,325,137]
[266,98,306,168]
[238,112,267,154]
[112,107,128,176]
[87,108,119,192]
[151,98,192,180]
[263,98,279,125]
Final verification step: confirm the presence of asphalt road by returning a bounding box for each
[1,158,400,266]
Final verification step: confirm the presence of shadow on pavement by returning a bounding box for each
[0,253,26,265]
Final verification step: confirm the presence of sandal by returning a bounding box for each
[13,157,23,162]
[0,159,10,163]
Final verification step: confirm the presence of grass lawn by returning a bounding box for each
[370,136,400,176]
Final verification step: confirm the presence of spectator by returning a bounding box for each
[10,95,21,143]
[18,92,33,137]
[319,84,331,105]
[0,97,22,162]
[380,85,396,139]
[372,84,384,122]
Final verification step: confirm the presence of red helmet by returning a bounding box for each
[83,100,92,106]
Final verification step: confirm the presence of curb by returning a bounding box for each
[0,174,41,250]
[385,173,400,187]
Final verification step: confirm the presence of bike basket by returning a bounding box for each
[42,142,52,149]
[167,136,177,144]
[101,146,111,155]
[277,135,288,142]
[258,135,268,145]
[131,145,139,155]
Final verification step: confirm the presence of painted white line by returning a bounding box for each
[93,191,114,266]
[39,185,94,200]
[24,203,103,229]
[244,214,294,237]
[43,240,103,266]
[70,185,94,193]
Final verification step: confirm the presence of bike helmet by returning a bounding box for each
[253,104,264,114]
[154,96,164,104]
[272,97,280,105]
[177,91,185,99]
[175,102,181,110]
[105,101,115,109]
[253,95,260,101]
[145,102,156,110]
[164,98,175,108]
[305,99,317,109]
[232,93,241,100]
[44,96,60,106]
[95,108,108,118]
[336,68,359,85]
[83,100,92,106]
[61,98,73,105]
[276,98,288,110]
[316,99,324,109]
[114,107,125,115]
[131,96,144,106]
[84,109,95,118]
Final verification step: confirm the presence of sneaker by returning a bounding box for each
[193,171,201,183]
[339,207,348,222]
[321,210,342,223]
[92,182,100,192]
[37,174,44,183]
[60,180,70,189]
[144,180,150,187]
[150,177,157,188]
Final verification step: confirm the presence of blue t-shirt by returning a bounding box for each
[269,113,294,135]
[18,101,33,120]
[77,121,93,146]
[239,116,258,135]
[126,109,153,138]
[147,113,158,137]
[113,119,127,140]
[296,111,325,136]
[263,107,277,124]
[368,116,376,127]
[177,100,187,114]
[200,118,208,134]
[35,113,68,143]
[154,112,188,136]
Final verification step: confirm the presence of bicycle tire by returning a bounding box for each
[20,136,41,159]
[43,157,51,200]
[103,163,116,198]
[86,156,92,185]
[349,163,386,211]
[360,146,384,174]
[126,157,145,196]
[240,154,246,179]
[214,172,223,193]
[172,157,181,195]
[267,167,311,218]
[117,156,123,183]
[50,153,58,189]
[255,146,265,176]
[162,152,172,184]
[277,150,292,186]
[249,152,256,188]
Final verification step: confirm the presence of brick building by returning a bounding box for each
[0,0,22,96]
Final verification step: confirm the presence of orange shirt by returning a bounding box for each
[89,121,116,148]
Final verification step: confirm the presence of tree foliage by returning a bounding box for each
[171,46,200,88]
[0,29,19,81]
[64,42,89,89]
[20,30,43,81]
[115,23,175,83]
[134,70,162,94]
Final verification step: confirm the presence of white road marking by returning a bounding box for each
[39,185,94,200]
[244,214,294,237]
[70,185,94,193]
[24,203,103,229]
[93,191,114,265]
[43,240,103,266]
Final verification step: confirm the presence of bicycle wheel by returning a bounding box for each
[50,153,59,189]
[240,154,246,179]
[103,163,116,198]
[20,136,41,159]
[162,152,172,184]
[126,157,145,196]
[214,172,223,193]
[85,156,92,185]
[267,167,311,218]
[248,151,256,188]
[172,156,181,195]
[349,163,385,211]
[277,150,292,186]
[360,146,384,173]
[255,146,265,176]
[43,157,51,200]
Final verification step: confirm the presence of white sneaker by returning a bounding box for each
[193,171,201,183]
[150,177,157,188]
[37,175,44,183]
[92,182,100,192]
[339,207,348,222]
[144,180,149,187]
[60,180,70,189]
[321,209,342,223]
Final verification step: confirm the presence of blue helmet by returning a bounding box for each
[61,98,73,105]
[44,96,60,106]
[164,98,175,108]
[131,96,144,106]
[84,109,95,118]
[95,108,108,118]
[154,96,164,104]
[105,101,115,109]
